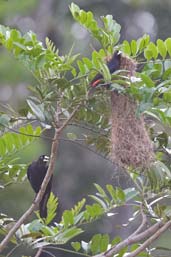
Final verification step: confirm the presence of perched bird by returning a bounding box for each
[27,155,52,218]
[90,51,121,88]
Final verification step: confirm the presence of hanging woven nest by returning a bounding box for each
[110,54,155,169]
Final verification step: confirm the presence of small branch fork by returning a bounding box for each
[94,206,171,257]
[0,102,81,254]
[34,247,43,257]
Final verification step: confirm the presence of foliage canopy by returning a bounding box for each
[1,3,171,257]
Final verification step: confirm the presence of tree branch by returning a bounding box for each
[126,220,171,257]
[59,103,82,131]
[94,220,163,257]
[34,247,43,257]
[42,249,57,257]
[46,245,91,257]
[131,204,147,237]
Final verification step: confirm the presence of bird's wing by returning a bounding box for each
[27,165,32,182]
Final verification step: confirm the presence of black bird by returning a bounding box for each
[27,155,52,218]
[90,51,121,88]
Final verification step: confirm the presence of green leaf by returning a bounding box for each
[27,99,45,121]
[163,206,171,218]
[140,73,155,87]
[137,34,150,52]
[90,234,101,254]
[54,227,83,244]
[111,236,121,246]
[28,220,44,232]
[162,67,171,80]
[90,234,110,254]
[45,37,58,53]
[163,91,171,103]
[72,198,86,215]
[100,234,109,252]
[0,114,10,126]
[66,133,77,140]
[124,188,139,201]
[79,10,87,23]
[110,83,125,93]
[0,125,42,186]
[45,193,58,225]
[82,57,93,69]
[70,3,80,18]
[154,161,171,179]
[130,40,137,56]
[149,161,171,191]
[147,42,158,59]
[85,203,103,220]
[101,15,121,46]
[165,38,171,56]
[92,51,101,69]
[71,241,81,252]
[35,53,46,69]
[70,3,120,49]
[94,183,108,199]
[144,49,153,60]
[62,210,74,228]
[106,184,117,203]
[150,63,163,79]
[73,212,85,225]
[89,195,108,209]
[32,241,52,248]
[0,125,42,160]
[0,25,61,72]
[157,39,167,59]
[116,188,125,202]
[99,62,111,81]
[13,41,26,50]
[77,60,86,75]
[122,40,131,55]
[70,3,100,42]
[41,226,55,237]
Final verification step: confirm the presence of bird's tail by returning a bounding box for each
[39,190,51,218]
[39,178,52,218]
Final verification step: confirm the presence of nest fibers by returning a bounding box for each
[110,54,154,169]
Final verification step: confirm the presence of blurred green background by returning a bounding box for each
[1,0,171,256]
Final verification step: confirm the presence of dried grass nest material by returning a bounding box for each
[110,54,155,169]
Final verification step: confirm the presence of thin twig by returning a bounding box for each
[6,243,21,257]
[131,204,147,237]
[34,247,43,257]
[68,122,109,136]
[138,58,171,65]
[126,220,171,257]
[42,249,56,257]
[94,220,163,257]
[1,123,54,141]
[59,103,82,131]
[46,245,90,257]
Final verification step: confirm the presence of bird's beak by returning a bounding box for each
[43,155,50,163]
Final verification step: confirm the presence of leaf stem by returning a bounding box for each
[46,245,91,257]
